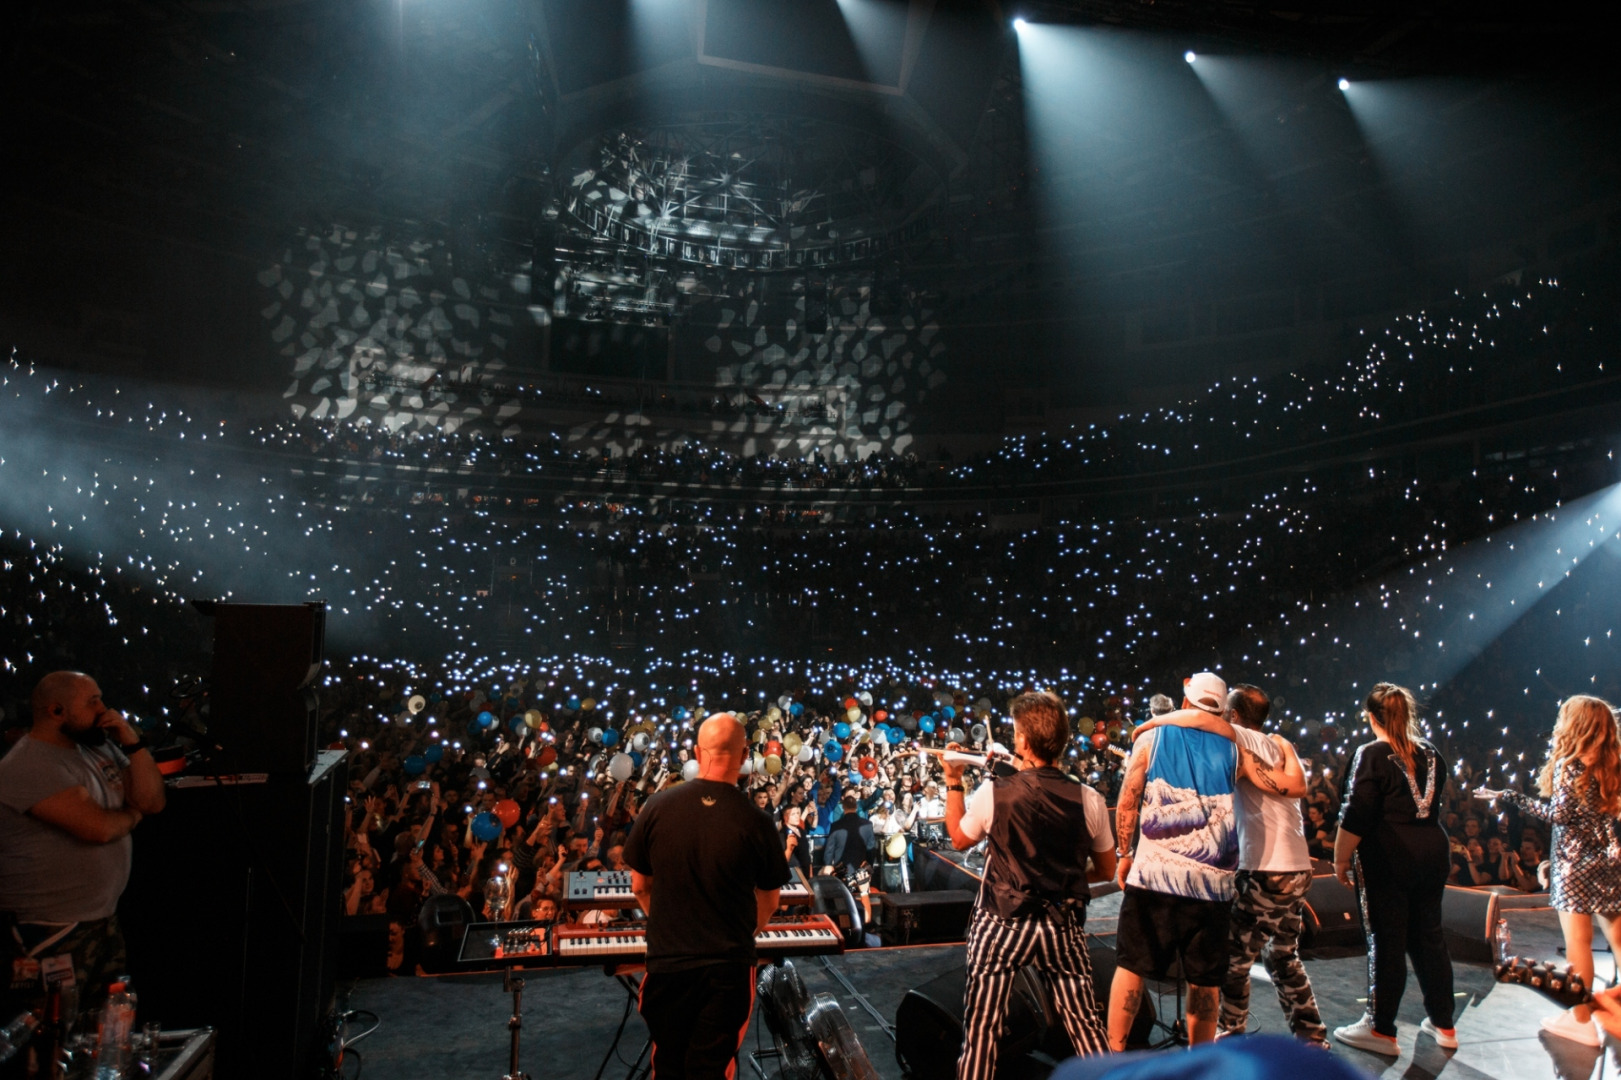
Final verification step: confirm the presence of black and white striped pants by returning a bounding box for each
[958,904,1110,1080]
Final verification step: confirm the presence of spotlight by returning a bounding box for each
[1012,16,1027,29]
[1184,50,1196,64]
[1338,77,1350,91]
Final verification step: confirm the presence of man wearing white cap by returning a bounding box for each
[1133,682,1328,1046]
[1107,672,1240,1048]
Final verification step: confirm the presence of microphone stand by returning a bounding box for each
[502,965,533,1080]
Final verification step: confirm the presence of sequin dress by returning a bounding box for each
[1503,760,1621,914]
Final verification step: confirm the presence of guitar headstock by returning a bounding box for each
[1494,956,1590,1009]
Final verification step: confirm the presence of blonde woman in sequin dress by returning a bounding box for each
[1479,695,1621,1047]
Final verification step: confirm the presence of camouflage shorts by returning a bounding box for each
[3,915,126,1022]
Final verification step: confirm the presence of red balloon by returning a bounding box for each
[494,799,521,829]
[874,710,888,723]
[1091,732,1110,749]
[858,757,879,780]
[765,741,784,759]
[536,746,558,768]
[843,697,859,711]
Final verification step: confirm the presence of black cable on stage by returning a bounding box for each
[592,979,638,1080]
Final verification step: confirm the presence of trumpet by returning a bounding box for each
[918,744,1011,768]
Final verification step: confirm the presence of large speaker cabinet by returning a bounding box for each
[122,751,348,1080]
[201,601,325,775]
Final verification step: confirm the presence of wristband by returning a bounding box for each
[119,737,150,756]
[946,784,964,793]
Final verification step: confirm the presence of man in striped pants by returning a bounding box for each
[942,691,1117,1080]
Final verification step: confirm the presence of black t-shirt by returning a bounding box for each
[623,779,791,973]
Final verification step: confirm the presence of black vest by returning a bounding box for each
[982,767,1094,919]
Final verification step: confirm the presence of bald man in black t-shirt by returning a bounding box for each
[624,712,790,1080]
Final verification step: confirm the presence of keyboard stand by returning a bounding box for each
[502,966,533,1080]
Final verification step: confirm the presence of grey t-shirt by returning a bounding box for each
[0,736,132,922]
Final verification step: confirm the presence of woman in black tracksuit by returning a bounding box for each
[1331,683,1457,1054]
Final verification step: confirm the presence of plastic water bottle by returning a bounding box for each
[1494,917,1512,965]
[93,980,136,1080]
[0,1010,42,1064]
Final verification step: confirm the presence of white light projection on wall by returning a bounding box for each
[262,224,539,436]
[263,224,947,458]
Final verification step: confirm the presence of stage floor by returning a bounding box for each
[345,901,1615,1080]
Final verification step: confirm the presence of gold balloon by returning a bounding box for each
[581,697,597,712]
[1078,717,1096,735]
[523,709,544,730]
[783,732,804,755]
[765,754,783,776]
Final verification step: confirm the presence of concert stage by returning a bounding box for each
[344,896,1610,1080]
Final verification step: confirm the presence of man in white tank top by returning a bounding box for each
[1134,683,1328,1046]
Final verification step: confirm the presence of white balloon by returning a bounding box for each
[631,732,650,752]
[408,695,426,715]
[740,757,754,776]
[872,729,888,747]
[796,744,815,763]
[858,691,873,708]
[587,726,604,744]
[753,751,767,772]
[681,760,701,781]
[608,753,634,782]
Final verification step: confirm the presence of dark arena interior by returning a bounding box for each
[2,2,1621,1079]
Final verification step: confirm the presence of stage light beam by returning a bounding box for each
[1185,50,1196,64]
[1338,77,1351,91]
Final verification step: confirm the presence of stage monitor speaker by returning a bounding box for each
[1441,885,1502,963]
[895,942,1154,1078]
[1300,874,1364,951]
[879,890,975,946]
[122,751,347,1080]
[201,600,325,774]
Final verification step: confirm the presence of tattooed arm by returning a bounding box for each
[1114,737,1152,890]
[1236,734,1307,799]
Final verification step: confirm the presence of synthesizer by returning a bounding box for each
[565,868,813,910]
[459,913,843,967]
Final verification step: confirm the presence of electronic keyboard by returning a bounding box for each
[565,868,813,910]
[459,913,843,967]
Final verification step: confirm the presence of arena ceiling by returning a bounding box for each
[0,0,1612,394]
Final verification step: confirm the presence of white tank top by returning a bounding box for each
[1232,726,1313,873]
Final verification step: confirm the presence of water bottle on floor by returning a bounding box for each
[93,979,137,1080]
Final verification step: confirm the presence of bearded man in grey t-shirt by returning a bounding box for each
[0,671,166,1017]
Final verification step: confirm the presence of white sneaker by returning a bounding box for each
[1334,1015,1400,1055]
[1420,1017,1458,1049]
[1540,1010,1601,1048]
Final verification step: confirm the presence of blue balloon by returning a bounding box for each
[477,710,496,728]
[920,718,937,734]
[833,722,852,739]
[403,755,426,775]
[567,697,582,711]
[824,742,844,763]
[424,745,444,764]
[466,719,484,738]
[630,751,645,768]
[601,729,620,747]
[942,705,956,719]
[790,703,804,717]
[673,706,689,720]
[509,715,526,732]
[848,770,863,784]
[471,811,504,842]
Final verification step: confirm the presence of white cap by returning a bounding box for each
[1183,672,1228,714]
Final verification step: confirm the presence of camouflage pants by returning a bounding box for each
[1219,870,1328,1043]
[2,915,127,1026]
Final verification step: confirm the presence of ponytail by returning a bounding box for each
[1365,682,1421,774]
